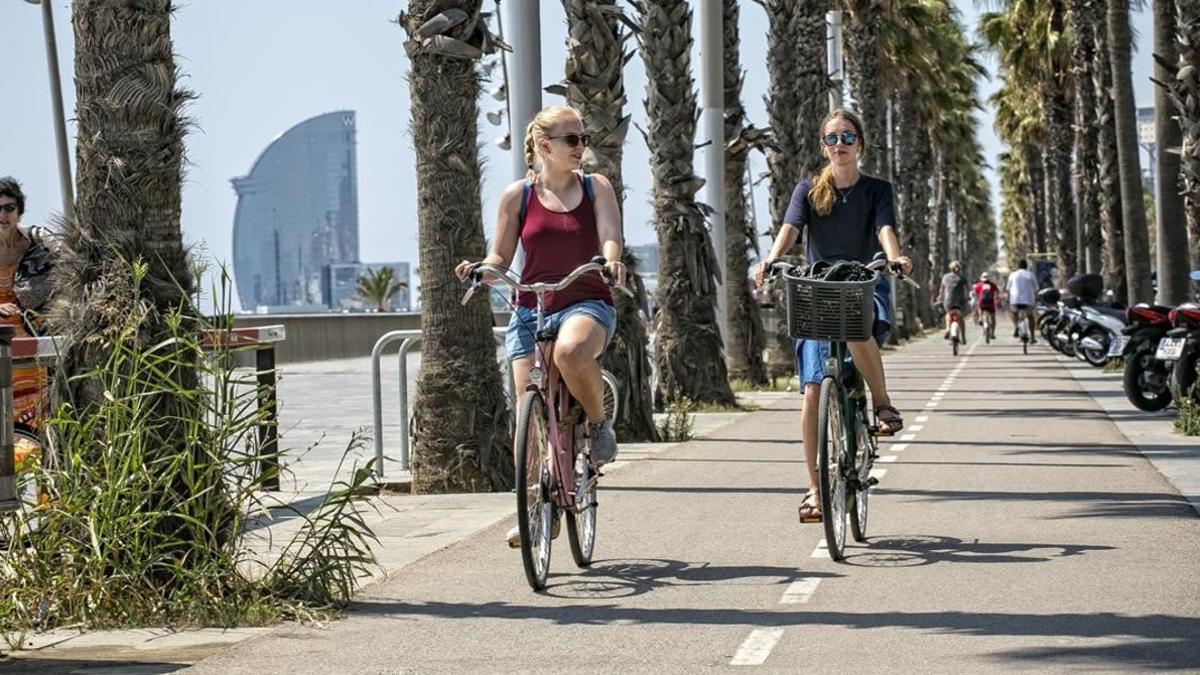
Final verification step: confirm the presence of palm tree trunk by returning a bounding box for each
[1045,81,1079,280]
[561,0,658,441]
[1071,0,1104,273]
[63,0,195,406]
[762,0,829,375]
[933,146,950,273]
[845,0,886,177]
[402,3,512,493]
[1152,0,1191,303]
[1109,0,1155,303]
[1024,146,1048,255]
[722,0,768,385]
[1159,0,1200,273]
[1092,0,1129,303]
[635,0,735,406]
[896,95,933,327]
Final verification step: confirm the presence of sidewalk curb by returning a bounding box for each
[1058,355,1200,517]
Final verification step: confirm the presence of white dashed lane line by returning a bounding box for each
[779,578,821,604]
[730,629,785,666]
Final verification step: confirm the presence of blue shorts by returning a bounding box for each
[505,299,617,360]
[795,277,893,386]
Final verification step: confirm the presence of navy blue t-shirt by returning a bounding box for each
[782,175,896,264]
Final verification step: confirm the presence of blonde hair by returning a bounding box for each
[523,105,583,183]
[809,108,868,217]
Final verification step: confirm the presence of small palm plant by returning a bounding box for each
[355,267,407,312]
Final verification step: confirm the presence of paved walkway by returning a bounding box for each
[3,333,1198,672]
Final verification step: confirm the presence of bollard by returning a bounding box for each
[0,326,16,513]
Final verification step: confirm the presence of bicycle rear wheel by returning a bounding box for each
[817,376,848,561]
[849,408,874,542]
[600,369,619,425]
[515,391,554,590]
[565,451,596,567]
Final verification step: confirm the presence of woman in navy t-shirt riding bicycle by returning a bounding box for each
[755,109,912,523]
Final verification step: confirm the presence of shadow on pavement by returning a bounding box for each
[878,488,1197,520]
[840,534,1112,567]
[350,601,1200,670]
[0,658,188,674]
[533,558,844,600]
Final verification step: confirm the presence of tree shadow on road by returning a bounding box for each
[351,600,1200,670]
[878,487,1197,520]
[532,558,844,600]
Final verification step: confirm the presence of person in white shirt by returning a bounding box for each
[1005,258,1039,341]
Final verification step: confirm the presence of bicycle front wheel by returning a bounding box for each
[817,376,848,561]
[849,408,874,543]
[515,391,554,590]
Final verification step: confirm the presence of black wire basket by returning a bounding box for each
[782,269,878,342]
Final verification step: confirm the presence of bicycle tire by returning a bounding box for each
[952,337,959,356]
[1023,338,1028,355]
[600,369,619,425]
[565,455,596,567]
[849,407,873,543]
[515,391,553,590]
[816,376,848,561]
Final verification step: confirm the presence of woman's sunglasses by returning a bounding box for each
[547,133,592,148]
[0,204,18,214]
[821,131,859,147]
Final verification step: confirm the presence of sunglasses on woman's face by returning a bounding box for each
[0,204,18,214]
[821,131,859,147]
[547,133,591,148]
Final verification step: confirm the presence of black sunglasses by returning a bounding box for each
[821,131,859,147]
[547,133,591,148]
[0,204,18,214]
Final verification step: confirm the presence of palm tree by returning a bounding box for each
[1108,0,1154,303]
[355,266,407,311]
[1151,0,1191,303]
[1155,0,1200,273]
[400,2,512,493]
[1070,0,1103,273]
[1090,0,1128,302]
[59,0,195,406]
[558,0,658,440]
[632,0,735,406]
[723,0,769,385]
[844,0,886,178]
[760,0,829,376]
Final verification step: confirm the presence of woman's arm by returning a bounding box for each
[877,225,912,275]
[591,174,627,286]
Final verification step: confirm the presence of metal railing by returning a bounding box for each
[371,327,511,477]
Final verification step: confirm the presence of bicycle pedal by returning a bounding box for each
[866,476,880,487]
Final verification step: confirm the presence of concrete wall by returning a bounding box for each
[233,312,511,363]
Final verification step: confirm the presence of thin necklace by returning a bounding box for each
[836,180,859,204]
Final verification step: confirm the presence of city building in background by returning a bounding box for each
[323,261,412,311]
[1137,105,1156,189]
[232,110,360,313]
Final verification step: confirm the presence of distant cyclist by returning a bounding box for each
[973,272,1000,336]
[1005,258,1038,342]
[937,261,969,341]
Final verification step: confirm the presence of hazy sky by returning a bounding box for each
[6,1,1155,310]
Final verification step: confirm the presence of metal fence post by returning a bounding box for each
[0,326,16,513]
[255,344,280,491]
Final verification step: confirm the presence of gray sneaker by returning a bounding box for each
[589,419,618,465]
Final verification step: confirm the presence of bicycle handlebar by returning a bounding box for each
[764,258,921,289]
[461,256,633,306]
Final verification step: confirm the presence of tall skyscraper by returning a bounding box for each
[232,111,360,311]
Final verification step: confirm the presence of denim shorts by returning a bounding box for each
[795,276,893,386]
[505,299,617,360]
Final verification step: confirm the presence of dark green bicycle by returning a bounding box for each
[771,257,917,561]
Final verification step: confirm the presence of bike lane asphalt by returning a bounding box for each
[178,331,1198,673]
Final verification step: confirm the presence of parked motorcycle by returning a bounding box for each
[1121,302,1175,411]
[1165,302,1200,405]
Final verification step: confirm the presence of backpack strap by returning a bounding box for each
[518,174,595,230]
[517,179,534,231]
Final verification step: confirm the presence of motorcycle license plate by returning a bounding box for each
[1155,337,1185,361]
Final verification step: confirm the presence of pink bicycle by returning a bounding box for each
[462,257,622,590]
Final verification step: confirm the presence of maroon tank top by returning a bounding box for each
[518,177,613,312]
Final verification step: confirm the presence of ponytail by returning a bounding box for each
[809,164,836,216]
[523,122,538,184]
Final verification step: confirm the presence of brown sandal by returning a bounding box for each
[874,405,904,437]
[798,491,822,524]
